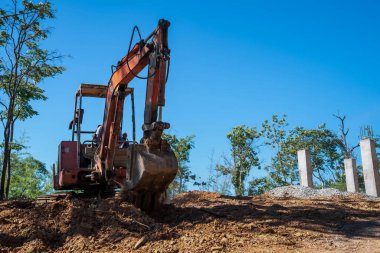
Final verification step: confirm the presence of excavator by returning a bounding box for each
[50,19,178,211]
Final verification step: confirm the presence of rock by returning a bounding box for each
[134,235,148,249]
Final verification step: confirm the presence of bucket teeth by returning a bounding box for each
[120,190,166,211]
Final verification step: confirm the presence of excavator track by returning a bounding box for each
[36,188,115,204]
[37,189,166,211]
[36,192,72,204]
[37,190,164,213]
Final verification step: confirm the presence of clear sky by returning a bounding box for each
[9,0,380,182]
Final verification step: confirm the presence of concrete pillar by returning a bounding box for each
[297,149,313,188]
[360,138,380,197]
[344,158,359,193]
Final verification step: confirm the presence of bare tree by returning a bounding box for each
[333,114,359,159]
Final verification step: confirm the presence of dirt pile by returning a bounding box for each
[1,191,380,252]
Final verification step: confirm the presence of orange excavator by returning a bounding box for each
[52,19,178,210]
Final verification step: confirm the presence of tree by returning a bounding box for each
[280,124,342,188]
[0,0,64,199]
[248,118,344,194]
[248,115,298,195]
[162,133,195,197]
[203,150,231,195]
[263,115,298,184]
[333,114,359,158]
[217,125,261,196]
[7,152,52,199]
[325,114,361,191]
[1,133,52,199]
[248,177,271,195]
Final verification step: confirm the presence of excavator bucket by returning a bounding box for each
[122,144,178,210]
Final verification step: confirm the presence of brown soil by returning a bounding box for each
[0,191,379,252]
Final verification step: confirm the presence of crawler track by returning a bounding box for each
[36,192,73,203]
[36,189,165,212]
[36,188,115,204]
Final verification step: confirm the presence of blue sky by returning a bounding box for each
[8,0,380,182]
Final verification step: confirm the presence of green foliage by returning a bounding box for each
[355,165,366,193]
[261,114,288,150]
[0,0,64,199]
[217,125,261,196]
[248,177,271,195]
[7,153,52,199]
[372,135,380,155]
[0,0,63,122]
[324,172,346,191]
[162,133,196,197]
[286,125,343,187]
[248,115,344,195]
[0,135,52,199]
[248,115,295,195]
[264,115,297,184]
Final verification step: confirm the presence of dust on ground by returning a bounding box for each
[0,191,379,252]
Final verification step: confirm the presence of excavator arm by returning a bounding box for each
[92,19,177,208]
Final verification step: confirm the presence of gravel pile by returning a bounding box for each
[267,185,352,199]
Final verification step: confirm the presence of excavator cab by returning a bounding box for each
[55,83,134,189]
[54,84,113,190]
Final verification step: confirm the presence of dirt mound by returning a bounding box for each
[1,191,380,252]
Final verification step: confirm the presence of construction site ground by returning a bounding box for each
[0,191,379,253]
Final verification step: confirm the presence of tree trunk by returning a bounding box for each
[0,120,11,200]
[5,120,15,199]
[0,103,14,200]
[239,168,243,196]
[316,168,325,188]
[5,149,11,199]
[0,146,9,200]
[178,173,183,194]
